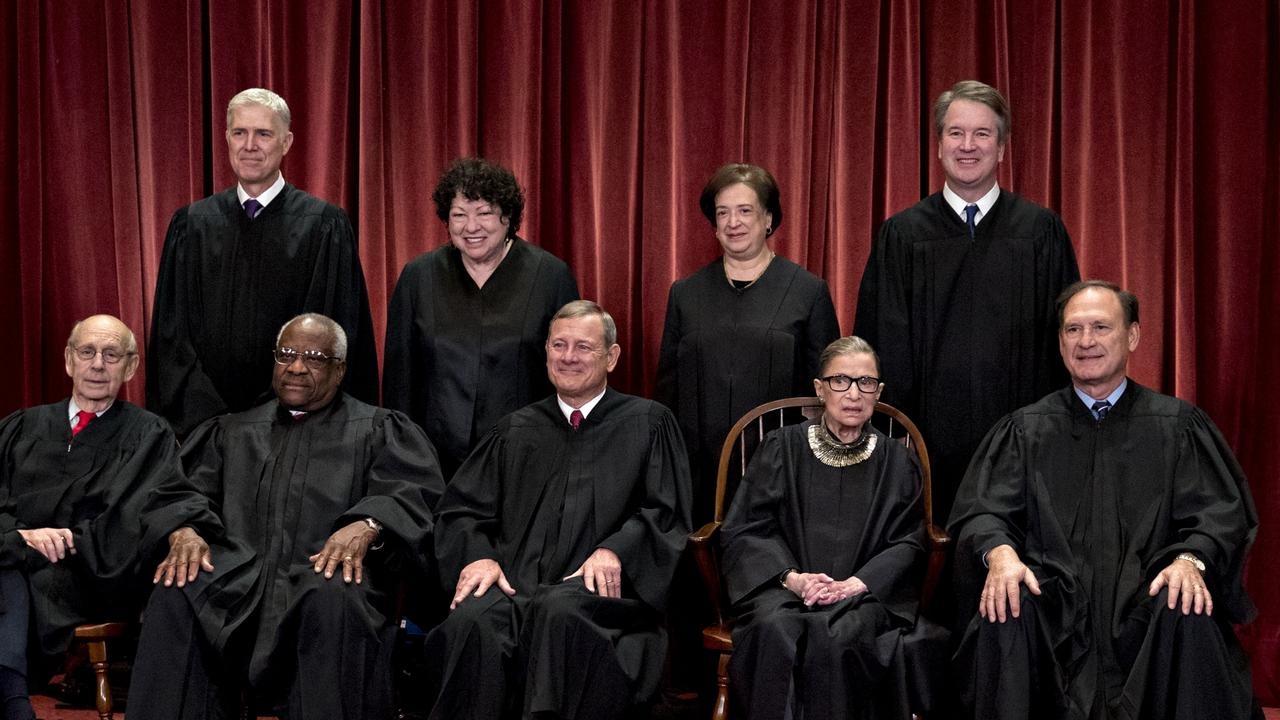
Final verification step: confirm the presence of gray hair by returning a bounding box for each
[551,300,617,347]
[276,313,347,359]
[226,88,291,130]
[933,80,1010,144]
[817,336,880,377]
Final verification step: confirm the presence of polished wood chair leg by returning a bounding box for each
[83,638,113,720]
[711,651,730,720]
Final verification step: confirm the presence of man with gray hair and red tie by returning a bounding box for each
[0,315,181,720]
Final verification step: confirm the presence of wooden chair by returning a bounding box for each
[686,398,950,720]
[72,621,129,720]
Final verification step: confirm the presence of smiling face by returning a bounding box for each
[713,182,772,262]
[937,98,1006,201]
[272,319,346,411]
[64,315,139,412]
[226,103,293,196]
[1059,287,1140,398]
[545,314,620,407]
[448,193,511,266]
[813,351,883,441]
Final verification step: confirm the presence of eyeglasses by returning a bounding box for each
[820,374,881,393]
[70,345,133,365]
[274,347,342,370]
[546,339,605,357]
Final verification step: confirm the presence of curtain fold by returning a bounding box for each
[2,0,1276,703]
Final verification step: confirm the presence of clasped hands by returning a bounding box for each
[450,548,623,610]
[979,544,1211,623]
[153,520,379,588]
[782,570,867,606]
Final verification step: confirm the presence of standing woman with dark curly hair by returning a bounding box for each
[383,157,578,478]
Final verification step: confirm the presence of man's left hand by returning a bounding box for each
[18,527,75,564]
[564,548,623,598]
[309,520,380,584]
[1148,556,1212,616]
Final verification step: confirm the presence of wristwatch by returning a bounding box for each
[1175,552,1205,573]
[779,567,798,588]
[364,517,383,535]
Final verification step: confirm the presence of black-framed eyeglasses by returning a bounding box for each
[274,347,342,370]
[820,374,881,393]
[70,345,134,365]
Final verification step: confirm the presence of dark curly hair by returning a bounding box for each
[698,163,782,236]
[431,157,525,237]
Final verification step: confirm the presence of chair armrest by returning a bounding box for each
[688,521,727,626]
[920,523,950,613]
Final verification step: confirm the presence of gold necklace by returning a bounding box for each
[807,417,877,467]
[724,250,775,289]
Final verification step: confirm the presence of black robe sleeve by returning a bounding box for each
[432,428,509,587]
[335,409,446,561]
[654,282,683,411]
[594,406,692,613]
[146,207,230,435]
[854,217,917,413]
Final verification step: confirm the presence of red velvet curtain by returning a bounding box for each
[4,0,1278,702]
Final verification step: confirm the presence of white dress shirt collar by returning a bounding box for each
[237,173,286,209]
[557,389,607,425]
[942,182,1000,227]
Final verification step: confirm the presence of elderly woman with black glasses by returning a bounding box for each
[720,336,937,719]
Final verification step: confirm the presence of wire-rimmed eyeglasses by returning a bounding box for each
[274,347,343,370]
[70,345,134,365]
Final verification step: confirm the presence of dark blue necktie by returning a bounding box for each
[964,204,978,239]
[244,198,262,219]
[1092,399,1111,421]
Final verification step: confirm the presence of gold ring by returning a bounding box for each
[344,556,353,561]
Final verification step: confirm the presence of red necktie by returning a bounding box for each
[570,409,583,431]
[72,410,95,436]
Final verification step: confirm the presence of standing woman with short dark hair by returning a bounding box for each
[656,163,841,523]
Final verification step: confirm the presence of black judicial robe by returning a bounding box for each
[656,256,840,521]
[147,185,380,437]
[382,239,578,477]
[854,190,1078,522]
[138,394,443,683]
[721,422,932,719]
[948,383,1258,719]
[0,400,179,658]
[429,390,692,717]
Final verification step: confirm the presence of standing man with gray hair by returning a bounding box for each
[854,80,1080,526]
[148,87,379,438]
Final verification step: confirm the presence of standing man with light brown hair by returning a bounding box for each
[854,80,1080,526]
[147,87,379,438]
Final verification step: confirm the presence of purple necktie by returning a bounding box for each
[570,409,583,431]
[244,198,263,219]
[964,204,978,239]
